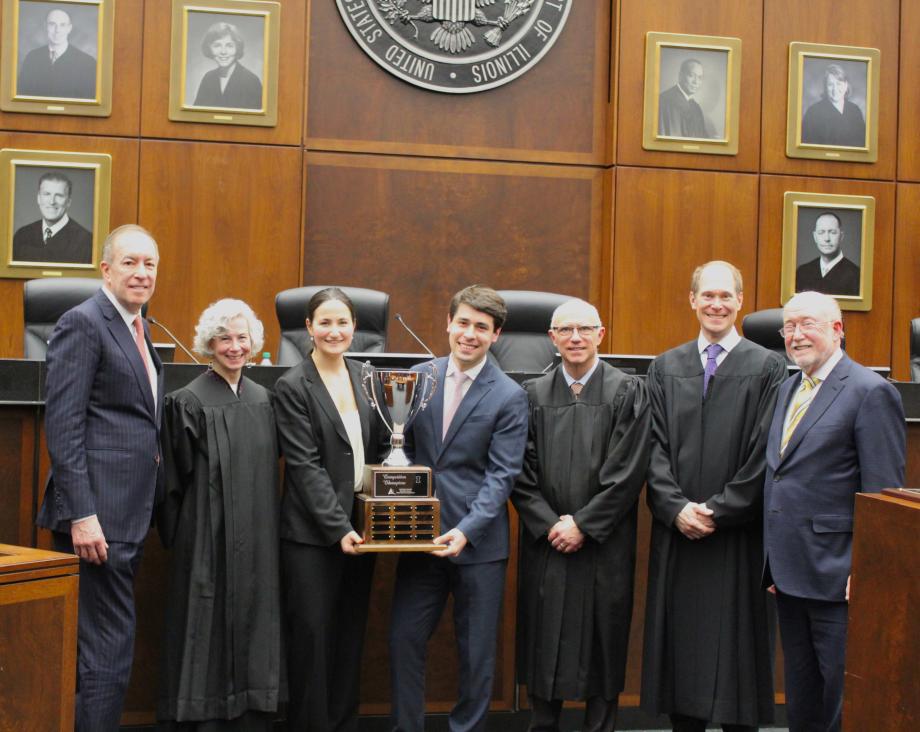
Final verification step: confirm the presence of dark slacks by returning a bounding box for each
[53,531,144,732]
[389,554,507,732]
[775,591,848,732]
[668,712,758,731]
[528,695,619,732]
[281,540,375,732]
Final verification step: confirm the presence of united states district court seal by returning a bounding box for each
[335,0,572,93]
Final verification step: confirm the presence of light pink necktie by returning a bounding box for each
[133,317,154,395]
[442,370,468,438]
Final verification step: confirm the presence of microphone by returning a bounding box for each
[147,317,201,364]
[395,313,435,357]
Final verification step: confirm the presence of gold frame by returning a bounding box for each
[786,42,880,163]
[642,32,742,155]
[0,148,111,280]
[168,0,280,127]
[0,0,115,116]
[780,191,875,312]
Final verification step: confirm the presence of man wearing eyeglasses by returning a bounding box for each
[764,290,904,732]
[641,261,787,732]
[512,299,650,732]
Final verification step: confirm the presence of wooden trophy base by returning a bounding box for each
[354,463,440,552]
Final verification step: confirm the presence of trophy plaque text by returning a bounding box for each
[356,364,440,552]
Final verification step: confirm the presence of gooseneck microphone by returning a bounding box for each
[147,317,201,364]
[394,313,435,357]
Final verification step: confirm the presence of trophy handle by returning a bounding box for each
[360,362,392,430]
[416,362,438,412]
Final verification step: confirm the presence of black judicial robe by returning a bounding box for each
[801,97,866,148]
[795,256,861,297]
[157,372,283,726]
[640,339,785,726]
[512,362,650,701]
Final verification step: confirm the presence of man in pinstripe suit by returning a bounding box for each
[37,224,164,732]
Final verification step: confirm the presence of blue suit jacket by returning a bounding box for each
[763,353,905,601]
[408,356,528,565]
[37,289,164,544]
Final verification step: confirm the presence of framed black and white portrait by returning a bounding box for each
[643,32,742,156]
[0,149,111,280]
[786,42,880,163]
[0,0,114,116]
[781,191,875,312]
[168,0,281,127]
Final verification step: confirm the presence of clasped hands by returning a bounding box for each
[548,514,584,554]
[674,502,715,540]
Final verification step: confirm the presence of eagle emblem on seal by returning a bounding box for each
[376,0,537,53]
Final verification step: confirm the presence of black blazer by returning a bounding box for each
[273,356,386,546]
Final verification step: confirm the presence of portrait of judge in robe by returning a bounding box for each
[800,59,868,148]
[11,167,94,266]
[657,47,728,141]
[795,208,862,298]
[184,12,265,111]
[15,1,98,100]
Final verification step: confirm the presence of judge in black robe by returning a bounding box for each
[514,360,650,725]
[795,256,860,297]
[17,42,97,99]
[641,262,786,731]
[801,97,866,148]
[157,368,283,730]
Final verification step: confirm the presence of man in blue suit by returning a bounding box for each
[37,224,164,731]
[389,285,529,732]
[764,290,905,732]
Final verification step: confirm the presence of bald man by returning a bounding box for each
[764,291,904,732]
[18,8,97,99]
[512,299,650,732]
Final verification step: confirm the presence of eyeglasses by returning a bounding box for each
[778,320,832,338]
[551,325,601,338]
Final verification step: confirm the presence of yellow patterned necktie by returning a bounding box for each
[781,376,820,454]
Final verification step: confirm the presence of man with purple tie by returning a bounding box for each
[641,261,786,732]
[37,224,163,731]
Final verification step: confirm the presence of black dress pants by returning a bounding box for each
[669,712,758,732]
[528,694,619,732]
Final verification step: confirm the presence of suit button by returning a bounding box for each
[344,452,352,456]
[774,475,780,482]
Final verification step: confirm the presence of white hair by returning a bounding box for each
[193,298,265,357]
[784,291,842,322]
[551,298,602,327]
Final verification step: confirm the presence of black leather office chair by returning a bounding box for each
[741,308,788,362]
[274,286,390,366]
[910,318,920,382]
[489,290,574,373]
[23,277,104,359]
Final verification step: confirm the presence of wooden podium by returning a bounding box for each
[843,489,920,731]
[0,544,79,732]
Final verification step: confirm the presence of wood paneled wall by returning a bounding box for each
[2,0,919,723]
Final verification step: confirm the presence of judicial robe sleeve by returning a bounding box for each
[645,358,691,526]
[157,392,199,548]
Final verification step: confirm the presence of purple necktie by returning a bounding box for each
[703,343,724,396]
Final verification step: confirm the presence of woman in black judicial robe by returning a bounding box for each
[157,299,282,732]
[273,288,386,732]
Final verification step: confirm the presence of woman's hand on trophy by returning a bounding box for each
[432,528,467,558]
[340,530,365,555]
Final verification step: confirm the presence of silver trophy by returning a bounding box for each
[361,362,438,467]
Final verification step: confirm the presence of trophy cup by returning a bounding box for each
[355,362,440,552]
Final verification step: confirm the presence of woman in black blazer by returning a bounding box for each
[273,288,385,732]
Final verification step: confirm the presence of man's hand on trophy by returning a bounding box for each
[340,530,365,555]
[432,528,467,557]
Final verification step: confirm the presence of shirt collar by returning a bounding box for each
[677,84,693,101]
[805,347,843,383]
[101,286,142,329]
[819,251,844,276]
[697,326,741,355]
[43,214,69,238]
[446,355,487,383]
[561,357,600,387]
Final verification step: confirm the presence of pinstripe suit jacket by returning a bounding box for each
[37,289,164,544]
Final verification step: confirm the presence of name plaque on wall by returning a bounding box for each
[336,0,571,93]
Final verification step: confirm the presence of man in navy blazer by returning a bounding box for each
[764,291,905,732]
[389,285,529,732]
[37,224,164,731]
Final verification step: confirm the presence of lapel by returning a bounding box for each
[438,358,495,458]
[302,356,350,445]
[95,291,156,417]
[778,355,851,465]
